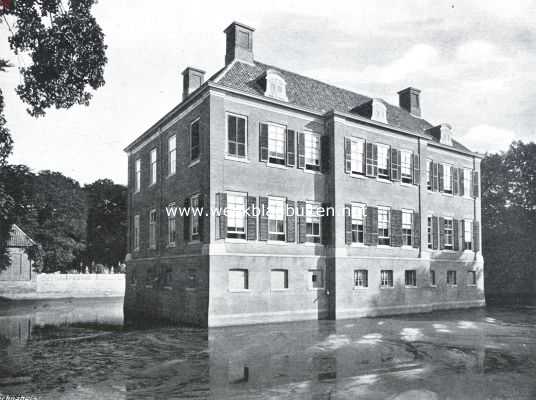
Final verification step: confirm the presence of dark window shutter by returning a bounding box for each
[286,200,295,242]
[432,162,439,191]
[453,218,459,251]
[412,153,420,185]
[390,148,400,181]
[472,171,479,198]
[197,194,205,242]
[259,196,269,241]
[366,142,378,177]
[297,132,305,169]
[321,135,330,174]
[345,204,352,245]
[373,144,378,176]
[432,215,439,250]
[344,138,352,173]
[459,168,465,196]
[365,206,378,246]
[386,146,391,179]
[391,209,402,247]
[321,202,331,245]
[247,195,257,241]
[473,220,480,252]
[438,164,444,192]
[297,201,306,243]
[413,212,421,248]
[286,129,295,167]
[259,123,269,162]
[439,217,445,250]
[183,197,190,242]
[452,167,459,196]
[215,193,227,240]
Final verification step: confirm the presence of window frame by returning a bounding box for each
[133,214,140,251]
[444,217,454,250]
[378,206,391,246]
[443,163,452,194]
[427,216,433,249]
[226,113,248,160]
[430,270,436,287]
[150,148,157,186]
[349,137,365,175]
[376,143,390,180]
[228,268,249,292]
[268,196,286,242]
[168,135,176,176]
[405,269,417,288]
[402,209,413,247]
[380,269,394,288]
[267,122,287,166]
[305,202,321,243]
[400,150,413,184]
[426,159,432,191]
[270,269,289,291]
[226,191,247,240]
[463,219,473,250]
[134,158,141,193]
[189,118,201,163]
[303,131,321,172]
[354,269,368,289]
[447,270,457,286]
[467,270,477,286]
[149,209,157,249]
[167,202,176,247]
[351,203,366,245]
[463,168,472,198]
[190,194,201,242]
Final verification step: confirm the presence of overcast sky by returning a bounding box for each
[1,0,535,185]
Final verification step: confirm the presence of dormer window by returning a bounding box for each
[371,99,387,124]
[264,69,288,102]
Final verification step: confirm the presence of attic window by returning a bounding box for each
[371,99,387,124]
[264,70,288,102]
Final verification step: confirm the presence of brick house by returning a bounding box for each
[124,22,484,327]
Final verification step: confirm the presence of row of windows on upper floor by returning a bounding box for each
[129,266,477,292]
[130,192,479,253]
[132,114,479,197]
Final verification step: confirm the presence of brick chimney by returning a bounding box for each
[224,21,255,65]
[397,87,421,117]
[182,67,205,100]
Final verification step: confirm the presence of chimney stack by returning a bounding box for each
[397,87,421,117]
[224,21,255,65]
[182,67,205,100]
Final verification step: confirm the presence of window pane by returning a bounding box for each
[228,116,237,142]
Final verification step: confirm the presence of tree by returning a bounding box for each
[84,179,127,267]
[0,0,107,267]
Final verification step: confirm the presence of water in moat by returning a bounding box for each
[0,297,535,399]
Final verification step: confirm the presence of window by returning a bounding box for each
[150,148,157,185]
[405,270,417,287]
[163,267,173,288]
[427,216,432,249]
[237,30,250,48]
[444,218,453,250]
[430,270,436,286]
[351,203,365,244]
[135,159,141,193]
[149,209,157,249]
[377,144,390,179]
[306,202,321,243]
[447,270,457,286]
[268,124,286,165]
[380,270,393,288]
[168,204,176,246]
[229,269,248,291]
[426,159,432,190]
[378,207,391,246]
[271,269,288,290]
[467,271,476,285]
[168,135,176,176]
[354,270,368,288]
[190,195,200,241]
[227,193,246,239]
[190,119,200,162]
[463,220,473,250]
[463,168,471,197]
[350,138,365,174]
[268,197,285,241]
[264,70,288,101]
[227,114,247,158]
[309,269,323,289]
[304,132,321,171]
[402,210,413,246]
[133,214,140,251]
[443,164,452,194]
[401,150,412,183]
[187,269,198,289]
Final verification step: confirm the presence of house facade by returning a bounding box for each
[0,225,34,282]
[124,22,484,327]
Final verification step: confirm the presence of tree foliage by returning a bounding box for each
[482,141,536,304]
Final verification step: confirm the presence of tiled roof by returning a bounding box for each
[7,225,35,248]
[216,60,471,152]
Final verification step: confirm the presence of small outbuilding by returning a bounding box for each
[0,225,35,281]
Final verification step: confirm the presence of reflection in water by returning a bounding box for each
[0,300,535,399]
